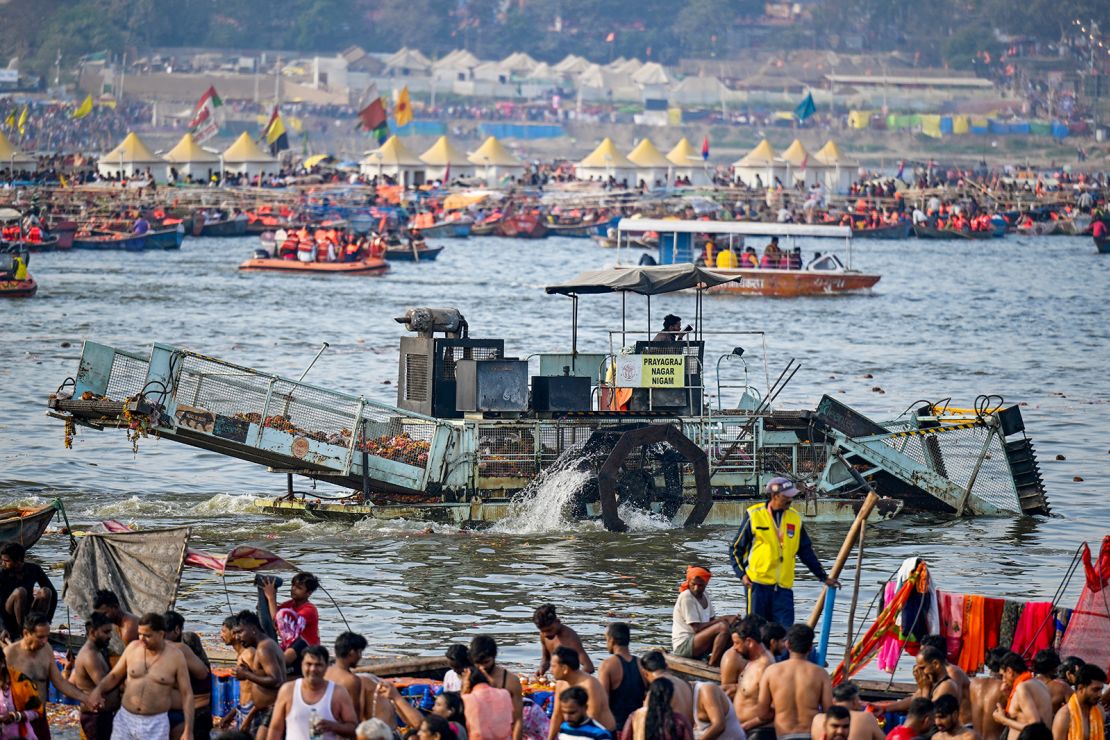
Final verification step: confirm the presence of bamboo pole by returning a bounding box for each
[807,491,878,628]
[842,517,866,667]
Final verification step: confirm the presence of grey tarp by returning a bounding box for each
[545,264,742,296]
[63,527,190,618]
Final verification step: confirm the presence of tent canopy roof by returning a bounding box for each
[627,138,671,168]
[419,136,471,166]
[545,264,742,296]
[578,137,635,169]
[468,136,523,167]
[780,138,811,166]
[222,132,275,163]
[734,139,776,167]
[815,139,852,164]
[0,130,34,164]
[364,135,423,166]
[666,138,701,166]
[102,132,161,163]
[632,62,670,85]
[163,132,220,163]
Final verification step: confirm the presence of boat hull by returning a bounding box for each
[1096,235,1110,254]
[0,277,37,297]
[195,219,248,238]
[914,224,1001,240]
[238,257,390,274]
[73,233,147,250]
[1,235,64,252]
[0,505,56,547]
[495,215,548,239]
[383,246,443,262]
[708,268,880,296]
[421,221,471,238]
[852,223,912,239]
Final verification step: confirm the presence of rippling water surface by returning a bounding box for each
[0,233,1107,672]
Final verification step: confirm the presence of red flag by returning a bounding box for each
[701,135,709,161]
[358,98,387,131]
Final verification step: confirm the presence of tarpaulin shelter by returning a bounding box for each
[63,526,191,618]
[546,264,741,296]
[1060,537,1110,671]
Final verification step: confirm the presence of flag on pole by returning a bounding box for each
[188,86,222,144]
[264,106,289,155]
[3,111,14,130]
[896,160,906,181]
[17,106,28,137]
[701,135,710,161]
[393,86,413,128]
[357,97,389,143]
[800,153,808,170]
[72,94,94,120]
[794,91,816,122]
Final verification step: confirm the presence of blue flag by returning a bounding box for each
[794,92,816,122]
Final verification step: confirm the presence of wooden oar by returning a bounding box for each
[807,490,878,628]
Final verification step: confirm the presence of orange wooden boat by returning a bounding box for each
[0,276,37,297]
[707,266,880,297]
[238,257,390,275]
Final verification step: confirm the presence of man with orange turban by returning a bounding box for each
[671,565,736,666]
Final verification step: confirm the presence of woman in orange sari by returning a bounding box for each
[0,649,43,739]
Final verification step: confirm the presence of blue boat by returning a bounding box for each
[384,245,444,262]
[420,220,472,239]
[73,232,148,250]
[142,226,185,250]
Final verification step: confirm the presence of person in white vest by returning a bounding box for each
[267,645,357,740]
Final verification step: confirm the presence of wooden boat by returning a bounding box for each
[851,222,912,239]
[0,276,36,297]
[546,221,597,238]
[384,245,444,262]
[0,235,64,252]
[1017,222,1059,237]
[73,232,148,250]
[913,224,1000,240]
[49,220,77,249]
[420,220,472,239]
[496,214,548,239]
[0,504,57,547]
[1096,235,1110,254]
[707,263,881,297]
[471,221,498,236]
[238,256,390,274]
[142,226,185,250]
[192,217,248,238]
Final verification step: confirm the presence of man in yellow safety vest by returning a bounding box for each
[729,477,839,626]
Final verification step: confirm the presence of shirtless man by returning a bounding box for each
[93,590,139,648]
[694,680,744,740]
[70,613,119,740]
[810,682,884,740]
[232,610,287,740]
[534,604,594,676]
[267,646,357,740]
[325,632,368,720]
[472,635,524,740]
[641,651,694,720]
[88,612,194,740]
[971,648,1009,740]
[733,616,776,740]
[822,706,852,740]
[720,616,758,699]
[878,647,962,716]
[548,646,614,740]
[4,612,88,740]
[1052,664,1106,740]
[164,611,211,740]
[219,615,255,731]
[1032,650,1073,715]
[993,653,1054,737]
[922,635,973,725]
[753,624,833,740]
[933,694,979,740]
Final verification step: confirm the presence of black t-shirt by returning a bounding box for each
[0,562,53,601]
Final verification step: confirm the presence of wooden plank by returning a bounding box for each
[354,655,449,679]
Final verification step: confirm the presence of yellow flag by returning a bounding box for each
[3,111,13,130]
[59,174,68,189]
[73,94,94,120]
[17,106,28,136]
[394,86,413,128]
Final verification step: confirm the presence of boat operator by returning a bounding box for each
[653,314,692,342]
[729,477,840,625]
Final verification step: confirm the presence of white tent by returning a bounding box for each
[467,136,524,184]
[162,132,220,181]
[814,139,856,194]
[97,132,164,180]
[626,138,671,188]
[361,135,425,186]
[221,132,277,180]
[731,139,782,189]
[670,76,729,107]
[666,138,712,186]
[576,138,637,184]
[419,136,475,181]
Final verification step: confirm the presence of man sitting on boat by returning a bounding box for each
[670,566,735,666]
[0,542,56,640]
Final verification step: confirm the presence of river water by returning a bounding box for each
[1,233,1107,673]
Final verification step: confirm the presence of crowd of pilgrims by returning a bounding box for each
[0,543,1102,740]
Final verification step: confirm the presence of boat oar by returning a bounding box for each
[807,489,878,629]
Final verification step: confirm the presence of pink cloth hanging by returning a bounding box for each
[877,581,903,672]
[1012,601,1055,658]
[938,590,966,662]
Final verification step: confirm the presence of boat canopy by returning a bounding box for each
[616,218,850,238]
[546,264,742,296]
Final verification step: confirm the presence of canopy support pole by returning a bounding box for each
[571,294,578,357]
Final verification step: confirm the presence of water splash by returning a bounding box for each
[492,465,595,534]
